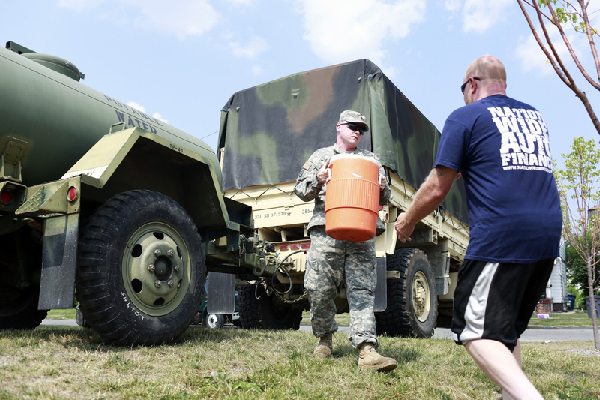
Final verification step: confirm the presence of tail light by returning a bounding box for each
[67,186,78,201]
[0,190,13,205]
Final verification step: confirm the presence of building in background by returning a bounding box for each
[548,238,568,312]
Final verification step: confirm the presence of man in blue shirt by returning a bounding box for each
[395,55,561,400]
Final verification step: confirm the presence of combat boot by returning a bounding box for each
[358,343,397,371]
[313,333,333,358]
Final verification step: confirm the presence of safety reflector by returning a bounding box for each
[67,186,77,201]
[0,190,12,205]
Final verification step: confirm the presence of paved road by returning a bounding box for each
[42,319,595,342]
[299,325,595,342]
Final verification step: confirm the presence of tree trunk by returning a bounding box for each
[587,260,600,350]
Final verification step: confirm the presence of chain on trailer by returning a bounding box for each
[251,248,308,304]
[232,184,309,304]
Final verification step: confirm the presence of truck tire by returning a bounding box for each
[0,287,47,329]
[238,284,302,330]
[376,248,437,338]
[0,231,46,330]
[75,305,90,328]
[203,311,225,329]
[76,190,205,346]
[238,285,262,329]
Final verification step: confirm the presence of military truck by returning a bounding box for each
[0,41,275,345]
[218,60,470,337]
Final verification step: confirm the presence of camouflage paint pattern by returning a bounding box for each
[219,59,469,224]
[304,228,379,349]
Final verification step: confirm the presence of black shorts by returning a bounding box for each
[451,259,554,351]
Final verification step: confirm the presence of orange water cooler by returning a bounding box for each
[325,154,380,242]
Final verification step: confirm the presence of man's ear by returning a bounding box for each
[470,78,478,94]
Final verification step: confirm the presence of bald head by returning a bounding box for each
[462,55,507,103]
[464,55,506,85]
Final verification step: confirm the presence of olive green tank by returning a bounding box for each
[0,41,222,188]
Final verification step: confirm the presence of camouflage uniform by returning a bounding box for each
[295,143,391,349]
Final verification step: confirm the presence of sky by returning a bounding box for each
[3,0,600,172]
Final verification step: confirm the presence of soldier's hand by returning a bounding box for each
[394,212,414,243]
[317,159,330,184]
[379,174,386,191]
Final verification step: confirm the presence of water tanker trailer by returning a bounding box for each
[0,41,272,345]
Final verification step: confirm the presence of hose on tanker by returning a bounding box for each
[252,249,308,304]
[270,249,305,295]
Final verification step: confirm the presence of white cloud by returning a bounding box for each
[445,0,461,11]
[58,0,104,11]
[127,0,219,38]
[127,101,145,112]
[251,65,264,75]
[128,101,168,123]
[229,36,269,58]
[462,0,512,33]
[153,113,169,123]
[59,0,220,39]
[225,0,254,5]
[516,29,580,76]
[516,36,556,76]
[297,0,426,66]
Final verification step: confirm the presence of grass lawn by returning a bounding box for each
[46,308,76,320]
[0,324,598,399]
[528,310,592,327]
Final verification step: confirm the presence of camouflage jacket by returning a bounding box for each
[294,144,391,233]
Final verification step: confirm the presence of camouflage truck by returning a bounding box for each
[218,60,470,337]
[0,41,275,345]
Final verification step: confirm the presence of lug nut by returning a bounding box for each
[148,264,155,272]
[154,249,161,257]
[167,280,174,287]
[167,250,174,257]
[155,281,161,288]
[173,265,179,272]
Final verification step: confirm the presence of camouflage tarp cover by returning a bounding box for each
[218,59,468,224]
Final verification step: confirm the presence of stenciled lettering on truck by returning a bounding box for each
[104,95,163,134]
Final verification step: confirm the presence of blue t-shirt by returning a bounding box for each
[436,95,562,263]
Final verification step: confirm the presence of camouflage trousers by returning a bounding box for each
[304,227,378,349]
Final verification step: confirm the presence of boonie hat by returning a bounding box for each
[339,110,369,131]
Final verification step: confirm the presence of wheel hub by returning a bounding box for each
[122,222,190,316]
[206,314,219,328]
[412,271,431,323]
[153,256,171,279]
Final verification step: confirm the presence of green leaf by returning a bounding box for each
[233,382,262,392]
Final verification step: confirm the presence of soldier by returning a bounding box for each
[395,56,561,399]
[294,110,397,372]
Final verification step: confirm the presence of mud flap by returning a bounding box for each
[374,256,387,312]
[206,272,235,314]
[38,214,79,309]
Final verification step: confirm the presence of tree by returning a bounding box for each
[566,237,596,291]
[517,0,600,136]
[554,136,600,350]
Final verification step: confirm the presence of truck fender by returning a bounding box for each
[61,127,233,235]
